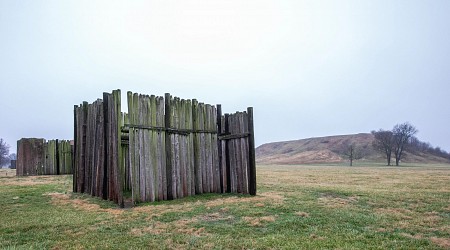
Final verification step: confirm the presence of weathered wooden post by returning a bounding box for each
[247,107,256,196]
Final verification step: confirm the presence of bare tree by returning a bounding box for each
[340,143,363,166]
[372,130,394,166]
[392,122,418,166]
[9,153,16,160]
[0,138,10,167]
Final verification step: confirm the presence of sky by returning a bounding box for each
[1,0,450,154]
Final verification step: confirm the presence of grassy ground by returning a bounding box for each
[0,164,449,249]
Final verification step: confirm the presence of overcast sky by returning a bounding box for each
[1,0,449,154]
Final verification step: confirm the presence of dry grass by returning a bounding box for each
[45,192,124,216]
[0,169,71,188]
[1,163,449,249]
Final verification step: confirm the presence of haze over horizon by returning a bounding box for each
[1,1,449,154]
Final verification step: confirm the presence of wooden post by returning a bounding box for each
[247,107,256,196]
[73,105,78,191]
[165,93,174,200]
[216,105,223,193]
[224,114,231,193]
[56,139,60,175]
[102,93,109,200]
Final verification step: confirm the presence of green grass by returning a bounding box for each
[1,164,449,249]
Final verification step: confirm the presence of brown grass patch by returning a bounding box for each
[242,216,276,227]
[295,211,309,217]
[399,233,423,239]
[203,192,284,208]
[375,208,413,220]
[133,203,196,218]
[196,212,234,222]
[1,175,69,187]
[318,194,359,208]
[131,218,208,238]
[0,169,16,177]
[130,221,170,236]
[45,192,123,215]
[430,237,450,248]
[376,228,388,233]
[309,234,326,240]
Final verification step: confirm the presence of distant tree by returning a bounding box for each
[372,130,394,166]
[339,143,363,166]
[392,122,418,166]
[0,139,10,166]
[9,153,16,160]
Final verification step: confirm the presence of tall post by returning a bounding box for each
[216,104,223,193]
[165,93,174,200]
[73,105,78,192]
[247,107,256,196]
[56,139,60,175]
[224,113,231,193]
[102,93,109,200]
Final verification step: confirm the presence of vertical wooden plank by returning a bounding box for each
[96,101,105,197]
[236,113,243,194]
[85,104,92,194]
[139,95,147,202]
[113,89,124,207]
[180,99,187,197]
[149,95,156,202]
[80,101,88,193]
[200,103,208,193]
[143,96,150,202]
[216,105,223,193]
[211,106,219,193]
[224,114,231,193]
[73,106,78,191]
[131,92,140,202]
[127,91,136,203]
[240,112,249,194]
[165,93,174,200]
[102,94,109,200]
[205,105,212,193]
[156,96,165,201]
[247,107,256,196]
[186,99,195,196]
[55,139,60,175]
[173,98,181,199]
[192,99,202,194]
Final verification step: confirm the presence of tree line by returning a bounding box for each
[340,122,449,166]
[372,122,450,166]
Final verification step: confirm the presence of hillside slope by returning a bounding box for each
[256,133,450,165]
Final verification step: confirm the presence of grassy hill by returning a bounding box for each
[256,133,450,165]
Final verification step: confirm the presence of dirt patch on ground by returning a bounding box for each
[45,192,123,215]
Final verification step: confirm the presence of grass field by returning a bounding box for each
[1,164,449,249]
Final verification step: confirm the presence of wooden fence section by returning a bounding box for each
[218,108,256,195]
[73,90,123,205]
[73,90,256,206]
[16,138,73,176]
[126,93,166,203]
